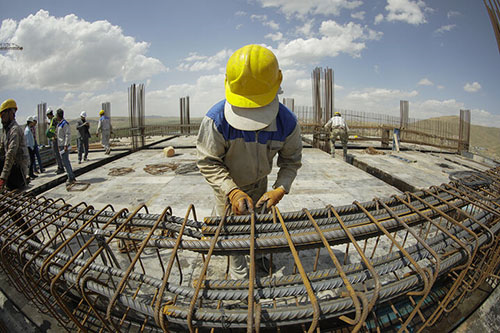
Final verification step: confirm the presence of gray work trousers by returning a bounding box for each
[101,130,111,150]
[214,177,268,280]
[329,128,348,156]
[51,139,64,170]
[77,137,89,161]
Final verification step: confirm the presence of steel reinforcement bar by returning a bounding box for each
[0,168,499,332]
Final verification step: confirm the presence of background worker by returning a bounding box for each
[24,116,38,179]
[96,109,112,154]
[56,109,76,185]
[0,99,29,191]
[324,111,349,160]
[46,109,65,174]
[196,44,302,279]
[31,116,45,173]
[76,111,90,163]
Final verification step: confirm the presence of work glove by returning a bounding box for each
[256,187,286,210]
[0,178,5,192]
[228,188,253,215]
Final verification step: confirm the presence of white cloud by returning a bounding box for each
[257,0,363,18]
[235,11,247,16]
[385,0,429,25]
[447,10,461,19]
[236,24,243,30]
[437,85,445,90]
[374,14,384,25]
[0,18,17,41]
[295,19,315,38]
[250,14,280,30]
[464,81,481,93]
[374,64,380,74]
[434,24,456,35]
[417,78,433,86]
[351,11,366,20]
[265,32,284,41]
[0,10,166,92]
[274,21,383,66]
[177,49,232,72]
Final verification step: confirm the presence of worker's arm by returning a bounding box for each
[273,123,302,193]
[0,128,20,180]
[196,116,238,196]
[324,118,332,130]
[96,119,101,134]
[63,123,71,148]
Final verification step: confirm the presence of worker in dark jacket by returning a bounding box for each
[76,111,90,163]
[46,109,65,174]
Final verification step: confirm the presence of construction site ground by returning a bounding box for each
[1,135,499,332]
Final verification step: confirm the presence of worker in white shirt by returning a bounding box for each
[324,111,349,160]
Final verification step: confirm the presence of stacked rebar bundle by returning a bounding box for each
[1,168,500,332]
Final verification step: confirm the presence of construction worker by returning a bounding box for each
[56,109,76,184]
[0,99,38,240]
[76,111,90,163]
[196,44,302,279]
[324,111,349,160]
[24,116,38,179]
[96,109,112,154]
[46,109,65,174]
[31,116,45,173]
[0,99,29,191]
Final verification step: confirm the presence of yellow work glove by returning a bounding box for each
[228,189,254,215]
[256,187,286,210]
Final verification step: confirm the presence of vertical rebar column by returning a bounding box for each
[186,96,190,134]
[399,100,409,130]
[37,102,47,145]
[312,67,321,126]
[137,84,145,147]
[283,98,295,113]
[459,109,471,153]
[128,84,137,150]
[102,102,111,120]
[323,67,333,122]
[179,96,190,135]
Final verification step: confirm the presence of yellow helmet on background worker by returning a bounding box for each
[334,111,341,116]
[99,110,105,116]
[0,99,17,113]
[224,44,283,131]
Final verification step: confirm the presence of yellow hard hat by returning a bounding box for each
[0,99,17,113]
[225,44,282,108]
[334,111,341,116]
[99,110,105,116]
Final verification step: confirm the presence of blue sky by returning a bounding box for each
[1,0,499,127]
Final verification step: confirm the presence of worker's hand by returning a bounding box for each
[228,189,253,215]
[95,133,98,137]
[256,187,286,210]
[0,179,5,192]
[64,146,68,152]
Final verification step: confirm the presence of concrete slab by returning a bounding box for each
[350,149,484,191]
[40,146,400,219]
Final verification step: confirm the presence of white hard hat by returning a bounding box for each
[80,111,87,117]
[27,116,34,122]
[33,115,38,121]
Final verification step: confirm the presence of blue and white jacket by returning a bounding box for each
[196,100,302,196]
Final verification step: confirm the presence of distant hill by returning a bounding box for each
[425,115,500,161]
